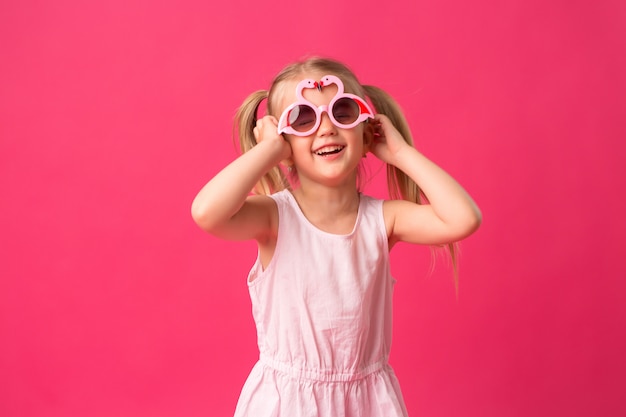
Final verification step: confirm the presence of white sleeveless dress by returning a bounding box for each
[233,190,408,417]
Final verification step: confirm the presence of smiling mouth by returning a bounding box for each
[314,145,345,156]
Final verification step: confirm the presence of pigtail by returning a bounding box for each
[364,85,460,292]
[363,85,421,203]
[233,90,289,195]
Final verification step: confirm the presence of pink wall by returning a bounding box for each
[1,1,625,416]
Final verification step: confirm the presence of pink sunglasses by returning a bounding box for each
[277,75,375,137]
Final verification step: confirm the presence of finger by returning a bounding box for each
[375,114,390,123]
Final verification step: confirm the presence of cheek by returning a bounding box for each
[285,137,310,154]
[351,126,368,145]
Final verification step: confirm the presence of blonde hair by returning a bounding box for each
[234,57,459,286]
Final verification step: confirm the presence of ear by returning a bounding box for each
[280,158,295,171]
[362,121,375,156]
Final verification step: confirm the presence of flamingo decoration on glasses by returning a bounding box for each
[318,75,374,118]
[296,79,318,98]
[278,75,375,136]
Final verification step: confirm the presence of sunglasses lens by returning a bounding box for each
[332,98,361,126]
[287,105,317,132]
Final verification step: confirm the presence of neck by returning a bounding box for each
[295,179,360,212]
[290,180,361,234]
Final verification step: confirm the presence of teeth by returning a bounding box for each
[315,146,344,155]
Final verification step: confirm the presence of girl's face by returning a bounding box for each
[277,73,368,187]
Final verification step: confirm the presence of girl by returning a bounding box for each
[192,57,481,417]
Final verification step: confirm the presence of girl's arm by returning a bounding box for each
[191,116,291,241]
[370,115,482,247]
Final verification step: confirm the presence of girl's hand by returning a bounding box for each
[368,114,411,166]
[253,115,292,161]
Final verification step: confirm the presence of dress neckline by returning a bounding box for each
[284,190,364,238]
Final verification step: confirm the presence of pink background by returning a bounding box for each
[1,1,625,416]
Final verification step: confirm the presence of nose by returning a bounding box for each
[317,111,336,136]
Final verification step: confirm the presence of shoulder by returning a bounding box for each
[381,198,431,247]
[382,198,409,214]
[243,192,279,210]
[249,190,298,239]
[266,189,291,205]
[359,193,384,209]
[247,191,284,218]
[220,193,280,243]
[381,199,400,239]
